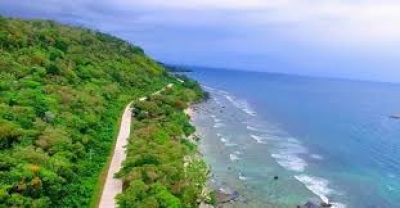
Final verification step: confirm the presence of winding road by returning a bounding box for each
[98,84,173,208]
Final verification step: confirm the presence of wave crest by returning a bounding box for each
[271,153,307,172]
[230,153,240,161]
[294,175,346,208]
[250,134,267,144]
[223,94,256,116]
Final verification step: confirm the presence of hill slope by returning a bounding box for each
[0,17,180,207]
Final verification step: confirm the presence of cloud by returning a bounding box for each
[3,1,400,44]
[106,0,290,10]
[132,1,400,43]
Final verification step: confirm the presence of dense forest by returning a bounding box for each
[0,16,207,207]
[116,76,210,208]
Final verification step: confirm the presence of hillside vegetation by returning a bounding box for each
[0,17,205,207]
[116,77,209,208]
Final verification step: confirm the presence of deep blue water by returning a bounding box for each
[188,68,400,207]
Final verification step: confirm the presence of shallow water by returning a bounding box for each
[189,69,400,208]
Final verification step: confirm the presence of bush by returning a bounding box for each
[45,63,60,75]
[117,86,207,208]
[0,17,171,207]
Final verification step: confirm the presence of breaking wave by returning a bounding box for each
[230,153,240,161]
[271,138,308,172]
[294,175,346,208]
[213,122,225,128]
[250,134,267,144]
[223,94,257,116]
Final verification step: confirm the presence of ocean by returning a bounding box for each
[188,68,400,208]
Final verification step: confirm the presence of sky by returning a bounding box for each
[1,0,400,82]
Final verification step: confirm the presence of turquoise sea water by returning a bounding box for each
[188,68,400,207]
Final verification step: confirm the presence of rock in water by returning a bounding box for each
[302,199,322,208]
[320,202,333,207]
[301,198,333,208]
[231,190,240,200]
[216,189,240,204]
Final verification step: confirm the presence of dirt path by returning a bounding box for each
[98,84,172,208]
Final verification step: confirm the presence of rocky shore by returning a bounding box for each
[299,198,333,208]
[188,105,334,208]
[199,188,240,208]
[186,106,238,208]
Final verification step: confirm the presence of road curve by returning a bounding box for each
[98,84,173,208]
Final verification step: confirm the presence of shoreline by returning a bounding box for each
[115,78,211,207]
[186,96,337,208]
[186,105,243,208]
[185,106,216,208]
[184,107,195,117]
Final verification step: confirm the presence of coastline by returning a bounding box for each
[185,106,216,208]
[186,105,243,208]
[187,103,262,208]
[184,107,194,117]
[115,77,212,207]
[185,87,338,208]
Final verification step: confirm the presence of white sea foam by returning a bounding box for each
[280,140,308,154]
[246,123,284,135]
[271,138,308,172]
[219,137,237,146]
[287,137,300,143]
[265,135,283,141]
[250,134,267,144]
[213,122,225,128]
[214,118,221,123]
[294,175,332,204]
[223,94,256,116]
[310,154,324,160]
[224,94,235,103]
[203,85,216,91]
[218,90,229,95]
[220,137,228,143]
[210,115,218,122]
[294,175,346,208]
[271,153,307,172]
[230,153,240,161]
[237,101,257,116]
[239,172,247,181]
[246,125,272,133]
[247,125,263,132]
[234,151,242,155]
[246,126,285,142]
[331,203,347,208]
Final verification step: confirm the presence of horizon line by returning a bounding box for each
[166,63,400,85]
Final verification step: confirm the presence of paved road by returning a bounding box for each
[98,101,134,208]
[98,84,172,208]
